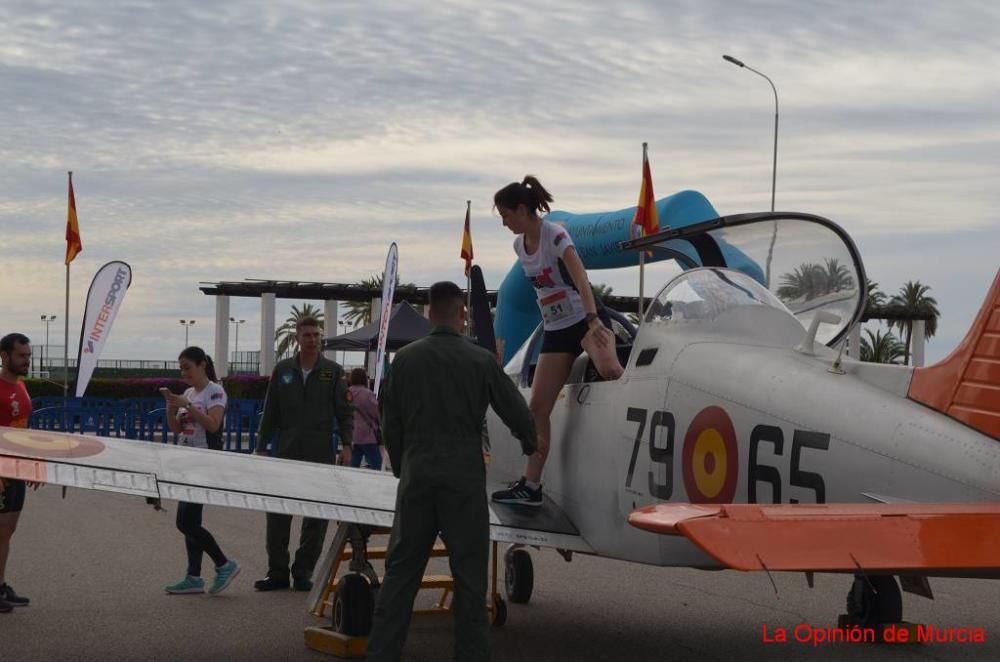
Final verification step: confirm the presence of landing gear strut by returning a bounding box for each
[842,574,903,630]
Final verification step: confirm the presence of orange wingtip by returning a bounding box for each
[628,503,721,534]
[628,503,1000,572]
[909,270,1000,440]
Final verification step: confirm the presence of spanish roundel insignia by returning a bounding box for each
[0,428,105,460]
[681,406,739,504]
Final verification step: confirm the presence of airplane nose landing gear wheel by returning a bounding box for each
[845,575,902,630]
[333,573,375,636]
[504,547,534,604]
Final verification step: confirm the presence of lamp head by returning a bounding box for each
[723,54,745,67]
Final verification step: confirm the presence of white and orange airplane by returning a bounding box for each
[1,211,997,633]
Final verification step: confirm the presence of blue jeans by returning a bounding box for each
[351,444,383,470]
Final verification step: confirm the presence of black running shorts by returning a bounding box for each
[0,479,26,514]
[540,312,613,356]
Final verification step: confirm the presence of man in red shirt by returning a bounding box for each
[0,333,33,613]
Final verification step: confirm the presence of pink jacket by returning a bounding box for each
[350,385,380,445]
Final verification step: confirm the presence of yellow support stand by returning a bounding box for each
[306,522,506,658]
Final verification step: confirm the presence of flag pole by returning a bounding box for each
[638,143,647,321]
[465,200,472,335]
[64,171,72,401]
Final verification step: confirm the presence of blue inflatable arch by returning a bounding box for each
[495,190,721,363]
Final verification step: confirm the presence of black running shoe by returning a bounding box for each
[0,597,12,613]
[292,577,313,592]
[491,478,543,507]
[253,576,290,591]
[0,583,28,607]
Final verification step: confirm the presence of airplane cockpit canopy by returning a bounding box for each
[622,212,867,347]
[644,268,789,324]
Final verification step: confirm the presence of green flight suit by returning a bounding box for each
[367,326,536,662]
[257,354,354,583]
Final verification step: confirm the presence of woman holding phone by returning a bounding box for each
[161,346,240,595]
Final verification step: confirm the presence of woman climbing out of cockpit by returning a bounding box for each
[490,175,624,507]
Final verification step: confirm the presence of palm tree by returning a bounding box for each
[859,328,905,364]
[822,258,854,293]
[592,283,614,300]
[777,260,855,303]
[887,281,940,365]
[777,263,825,302]
[865,278,887,309]
[275,303,324,358]
[343,273,415,326]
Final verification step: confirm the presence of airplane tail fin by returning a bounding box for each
[908,270,1000,440]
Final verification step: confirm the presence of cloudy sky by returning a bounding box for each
[1,0,997,368]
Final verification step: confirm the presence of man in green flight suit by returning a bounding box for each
[367,281,536,662]
[253,315,354,591]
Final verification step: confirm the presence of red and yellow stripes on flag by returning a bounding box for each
[631,144,659,238]
[65,172,82,264]
[460,200,473,277]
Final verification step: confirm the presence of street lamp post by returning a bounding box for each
[723,54,779,283]
[40,314,57,374]
[338,320,349,365]
[229,317,246,372]
[179,319,196,347]
[723,54,778,212]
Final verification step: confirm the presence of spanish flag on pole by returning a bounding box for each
[460,200,473,277]
[631,143,659,238]
[65,172,82,264]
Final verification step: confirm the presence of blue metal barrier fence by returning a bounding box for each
[29,397,265,453]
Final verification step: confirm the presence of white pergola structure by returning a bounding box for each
[199,281,453,377]
[845,306,933,367]
[198,279,649,377]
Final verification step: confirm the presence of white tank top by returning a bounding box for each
[514,221,587,331]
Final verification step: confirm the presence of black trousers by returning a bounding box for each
[265,513,328,582]
[175,502,227,577]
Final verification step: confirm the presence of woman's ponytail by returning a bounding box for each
[521,175,553,214]
[494,175,554,215]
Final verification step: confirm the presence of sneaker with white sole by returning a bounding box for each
[165,575,205,594]
[491,478,543,507]
[208,560,240,595]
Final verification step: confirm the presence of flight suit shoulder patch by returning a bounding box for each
[319,370,336,381]
[279,370,296,385]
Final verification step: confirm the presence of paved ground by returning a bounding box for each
[3,486,999,661]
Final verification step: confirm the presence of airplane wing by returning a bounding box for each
[0,427,592,553]
[628,503,1000,574]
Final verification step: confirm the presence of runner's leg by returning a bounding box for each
[525,352,575,483]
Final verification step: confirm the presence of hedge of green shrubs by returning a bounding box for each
[25,375,270,400]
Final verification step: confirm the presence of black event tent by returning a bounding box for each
[322,301,432,352]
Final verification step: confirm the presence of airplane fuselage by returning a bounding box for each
[487,306,1000,568]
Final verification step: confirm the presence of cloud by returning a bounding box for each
[0,0,996,367]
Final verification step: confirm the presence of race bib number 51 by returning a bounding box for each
[540,290,574,326]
